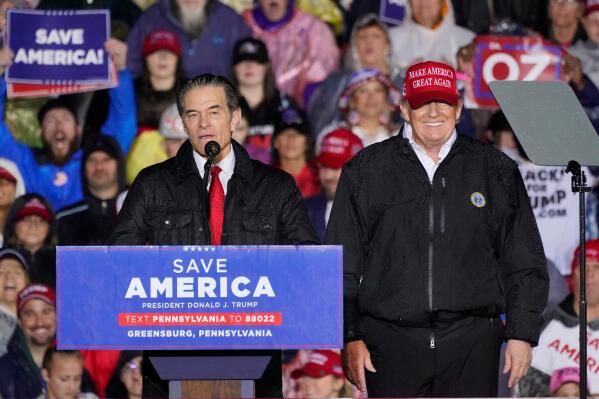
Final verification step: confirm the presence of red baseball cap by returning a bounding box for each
[142,29,181,57]
[0,167,16,184]
[402,60,460,109]
[14,197,52,223]
[291,350,344,379]
[585,0,599,16]
[315,128,363,169]
[17,284,56,314]
[567,239,599,291]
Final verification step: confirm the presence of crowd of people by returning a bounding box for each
[0,0,598,397]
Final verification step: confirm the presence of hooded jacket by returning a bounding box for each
[56,135,127,245]
[126,0,250,78]
[389,0,475,71]
[326,132,549,344]
[242,4,340,107]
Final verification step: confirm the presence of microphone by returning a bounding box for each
[204,141,221,161]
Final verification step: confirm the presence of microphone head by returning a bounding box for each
[204,141,221,160]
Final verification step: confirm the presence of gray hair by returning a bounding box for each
[177,73,240,117]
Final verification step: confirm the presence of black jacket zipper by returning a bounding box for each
[428,182,435,349]
[440,176,447,235]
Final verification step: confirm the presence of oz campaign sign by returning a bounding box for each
[6,10,111,84]
[57,246,342,350]
[467,35,563,109]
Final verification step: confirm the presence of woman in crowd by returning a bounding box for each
[0,159,24,247]
[3,194,56,288]
[135,28,185,131]
[330,68,401,148]
[271,109,320,198]
[231,37,300,164]
[308,13,402,136]
[104,351,143,399]
[0,249,29,357]
[542,0,586,46]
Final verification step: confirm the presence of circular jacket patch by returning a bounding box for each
[470,192,486,208]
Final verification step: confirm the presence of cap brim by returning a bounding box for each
[234,55,268,65]
[315,155,346,169]
[406,91,460,109]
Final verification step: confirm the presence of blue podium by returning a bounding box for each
[57,245,343,397]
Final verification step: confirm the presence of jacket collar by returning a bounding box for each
[394,125,464,162]
[174,140,255,186]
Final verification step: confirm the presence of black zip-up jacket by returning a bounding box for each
[326,132,549,345]
[109,139,318,246]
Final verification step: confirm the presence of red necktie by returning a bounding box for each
[209,165,225,245]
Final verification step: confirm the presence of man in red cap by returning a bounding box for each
[291,350,346,399]
[519,239,599,395]
[0,284,57,398]
[305,128,363,241]
[326,60,548,397]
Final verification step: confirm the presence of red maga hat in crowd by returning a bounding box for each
[142,29,181,57]
[17,284,56,313]
[0,167,16,184]
[315,128,363,169]
[15,197,52,222]
[291,350,344,379]
[567,239,599,291]
[402,60,460,109]
[586,0,599,16]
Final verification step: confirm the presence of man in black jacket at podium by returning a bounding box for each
[109,73,318,396]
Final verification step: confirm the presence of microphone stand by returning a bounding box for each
[566,160,592,399]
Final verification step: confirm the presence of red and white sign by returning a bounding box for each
[465,35,564,109]
[7,61,117,99]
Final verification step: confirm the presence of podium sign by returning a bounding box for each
[57,245,342,350]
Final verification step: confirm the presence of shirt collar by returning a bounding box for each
[193,145,236,179]
[402,122,456,161]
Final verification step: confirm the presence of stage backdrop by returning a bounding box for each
[57,245,342,350]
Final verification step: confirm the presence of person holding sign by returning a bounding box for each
[0,39,135,211]
[326,60,549,397]
[110,73,318,396]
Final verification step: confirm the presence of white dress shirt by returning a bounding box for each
[193,145,236,195]
[403,123,456,183]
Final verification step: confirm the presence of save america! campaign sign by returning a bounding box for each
[57,246,342,350]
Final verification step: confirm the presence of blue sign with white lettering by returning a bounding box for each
[57,246,343,350]
[6,9,111,84]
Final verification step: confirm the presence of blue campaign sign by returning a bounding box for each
[57,246,343,350]
[6,10,111,84]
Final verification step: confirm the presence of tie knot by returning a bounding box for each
[210,165,222,178]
